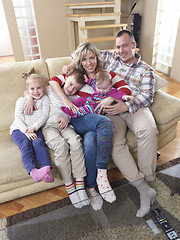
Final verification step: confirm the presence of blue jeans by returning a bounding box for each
[12,129,52,174]
[70,113,114,188]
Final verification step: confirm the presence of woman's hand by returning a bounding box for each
[26,132,37,141]
[62,64,74,76]
[24,96,36,115]
[94,97,115,114]
[58,117,69,129]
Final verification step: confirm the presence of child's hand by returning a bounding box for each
[24,97,37,115]
[58,117,69,129]
[26,132,37,141]
[122,95,134,101]
[27,126,36,133]
[63,99,79,114]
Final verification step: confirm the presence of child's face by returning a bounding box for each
[63,75,82,96]
[27,80,45,100]
[96,80,112,94]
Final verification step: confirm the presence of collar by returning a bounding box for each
[114,52,141,67]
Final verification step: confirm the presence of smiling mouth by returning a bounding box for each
[87,65,94,70]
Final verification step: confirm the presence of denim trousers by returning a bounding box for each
[70,113,114,188]
[12,129,52,174]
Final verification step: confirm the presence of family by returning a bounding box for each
[10,29,158,217]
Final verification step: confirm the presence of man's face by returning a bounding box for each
[116,33,136,64]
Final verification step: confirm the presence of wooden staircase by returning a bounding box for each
[66,1,127,51]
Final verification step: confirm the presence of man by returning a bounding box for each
[97,30,158,217]
[63,30,158,217]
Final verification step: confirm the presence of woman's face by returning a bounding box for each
[81,50,97,75]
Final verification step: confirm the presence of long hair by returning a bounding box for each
[74,42,103,74]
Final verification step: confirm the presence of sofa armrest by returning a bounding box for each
[150,90,180,125]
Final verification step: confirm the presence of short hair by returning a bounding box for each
[68,69,84,86]
[116,29,135,43]
[95,69,111,86]
[74,42,103,74]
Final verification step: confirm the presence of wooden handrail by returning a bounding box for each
[67,12,121,18]
[65,2,114,7]
[80,23,127,30]
[85,36,116,43]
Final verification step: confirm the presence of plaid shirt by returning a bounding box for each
[100,51,155,114]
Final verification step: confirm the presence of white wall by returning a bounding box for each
[171,18,180,82]
[0,0,13,56]
[133,0,158,65]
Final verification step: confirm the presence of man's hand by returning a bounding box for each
[103,100,129,115]
[58,117,69,129]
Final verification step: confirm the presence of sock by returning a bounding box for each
[96,169,116,203]
[30,166,51,182]
[65,182,83,208]
[44,169,54,183]
[136,181,157,217]
[86,187,103,211]
[76,178,90,206]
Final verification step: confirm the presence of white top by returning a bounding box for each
[10,95,50,135]
[44,85,77,126]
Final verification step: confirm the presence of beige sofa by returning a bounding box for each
[1,57,180,204]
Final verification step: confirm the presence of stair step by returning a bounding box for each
[80,23,127,30]
[67,12,121,18]
[85,36,116,43]
[65,2,114,8]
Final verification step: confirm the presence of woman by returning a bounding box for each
[49,43,124,210]
[50,41,133,209]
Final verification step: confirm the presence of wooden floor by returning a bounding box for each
[0,56,180,220]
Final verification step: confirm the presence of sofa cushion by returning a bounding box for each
[46,57,72,78]
[0,59,49,131]
[0,130,29,184]
[0,130,61,186]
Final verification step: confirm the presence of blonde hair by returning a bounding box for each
[22,67,46,91]
[95,69,112,86]
[74,42,103,74]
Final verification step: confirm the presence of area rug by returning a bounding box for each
[0,158,180,240]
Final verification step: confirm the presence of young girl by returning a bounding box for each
[61,69,133,117]
[10,70,54,183]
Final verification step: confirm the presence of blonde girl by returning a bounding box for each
[10,69,54,183]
